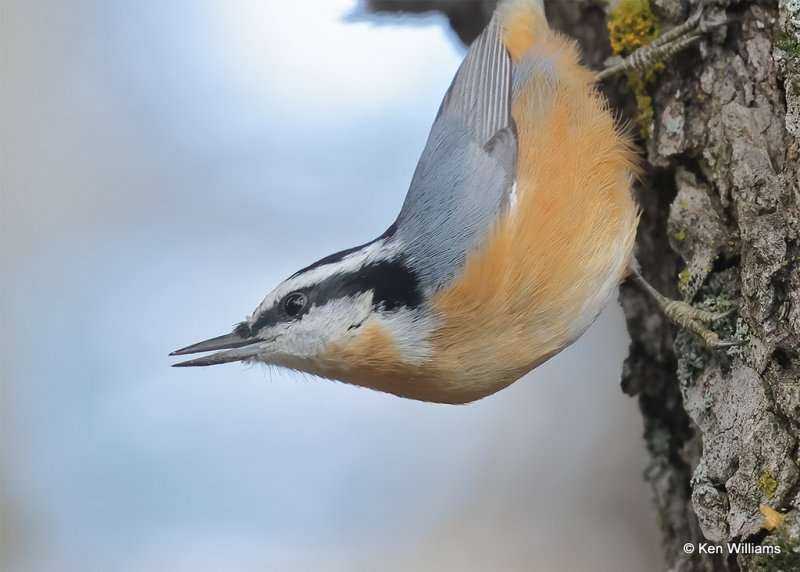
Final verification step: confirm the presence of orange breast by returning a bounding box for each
[426,20,640,399]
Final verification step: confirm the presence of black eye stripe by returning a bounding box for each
[358,260,421,311]
[249,305,282,334]
[304,260,421,312]
[248,258,420,334]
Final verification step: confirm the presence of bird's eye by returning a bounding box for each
[283,292,308,317]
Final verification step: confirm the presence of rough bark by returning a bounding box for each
[622,0,800,569]
[365,1,800,569]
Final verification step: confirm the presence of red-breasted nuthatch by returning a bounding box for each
[172,0,731,404]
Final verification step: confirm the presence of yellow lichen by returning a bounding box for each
[635,90,655,138]
[674,229,686,241]
[677,268,691,291]
[606,0,662,138]
[607,0,659,55]
[758,466,778,500]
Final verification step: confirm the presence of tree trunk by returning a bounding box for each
[620,0,800,569]
[365,1,800,569]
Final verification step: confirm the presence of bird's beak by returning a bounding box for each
[170,332,263,367]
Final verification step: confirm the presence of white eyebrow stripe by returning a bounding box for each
[250,238,403,321]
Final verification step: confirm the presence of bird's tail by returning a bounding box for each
[494,0,549,62]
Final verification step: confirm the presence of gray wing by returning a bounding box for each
[392,17,517,293]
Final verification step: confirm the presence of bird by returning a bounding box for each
[172,0,732,404]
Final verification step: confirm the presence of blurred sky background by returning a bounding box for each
[2,1,661,570]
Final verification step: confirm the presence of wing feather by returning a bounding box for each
[392,17,517,293]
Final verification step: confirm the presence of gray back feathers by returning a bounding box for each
[392,16,517,293]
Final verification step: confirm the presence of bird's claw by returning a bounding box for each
[629,265,743,351]
[596,5,727,81]
[662,300,743,350]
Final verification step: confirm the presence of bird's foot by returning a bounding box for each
[596,5,726,81]
[660,300,742,350]
[628,265,744,351]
